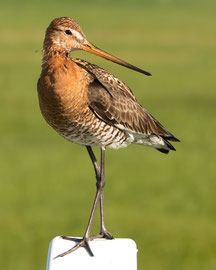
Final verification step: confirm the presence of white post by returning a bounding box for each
[47,236,137,270]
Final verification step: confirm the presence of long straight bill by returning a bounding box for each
[82,40,152,76]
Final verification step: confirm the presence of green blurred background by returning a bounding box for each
[1,0,216,269]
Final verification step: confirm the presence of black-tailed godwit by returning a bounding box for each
[37,17,179,256]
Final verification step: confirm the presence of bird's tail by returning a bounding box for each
[157,134,180,154]
[146,113,180,154]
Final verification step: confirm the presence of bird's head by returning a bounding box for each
[44,17,151,76]
[44,17,86,52]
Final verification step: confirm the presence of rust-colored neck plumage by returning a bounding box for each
[42,30,67,65]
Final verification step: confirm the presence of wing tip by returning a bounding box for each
[157,148,169,154]
[157,134,180,154]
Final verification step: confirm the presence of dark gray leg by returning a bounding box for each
[98,148,114,239]
[56,146,113,258]
[86,147,113,239]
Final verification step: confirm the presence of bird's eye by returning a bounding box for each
[65,30,72,35]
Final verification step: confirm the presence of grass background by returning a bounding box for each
[0,0,216,269]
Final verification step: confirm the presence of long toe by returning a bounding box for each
[61,236,83,242]
[55,237,94,258]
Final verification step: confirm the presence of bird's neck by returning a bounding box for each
[42,37,70,65]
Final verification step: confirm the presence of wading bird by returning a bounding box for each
[37,17,179,257]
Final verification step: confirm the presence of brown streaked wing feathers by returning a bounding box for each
[73,58,179,140]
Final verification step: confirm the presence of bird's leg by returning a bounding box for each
[85,147,113,239]
[98,148,114,239]
[86,146,100,185]
[57,146,112,258]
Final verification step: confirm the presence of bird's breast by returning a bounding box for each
[38,59,92,129]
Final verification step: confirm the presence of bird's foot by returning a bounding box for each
[97,229,114,240]
[55,236,94,258]
[56,231,114,258]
